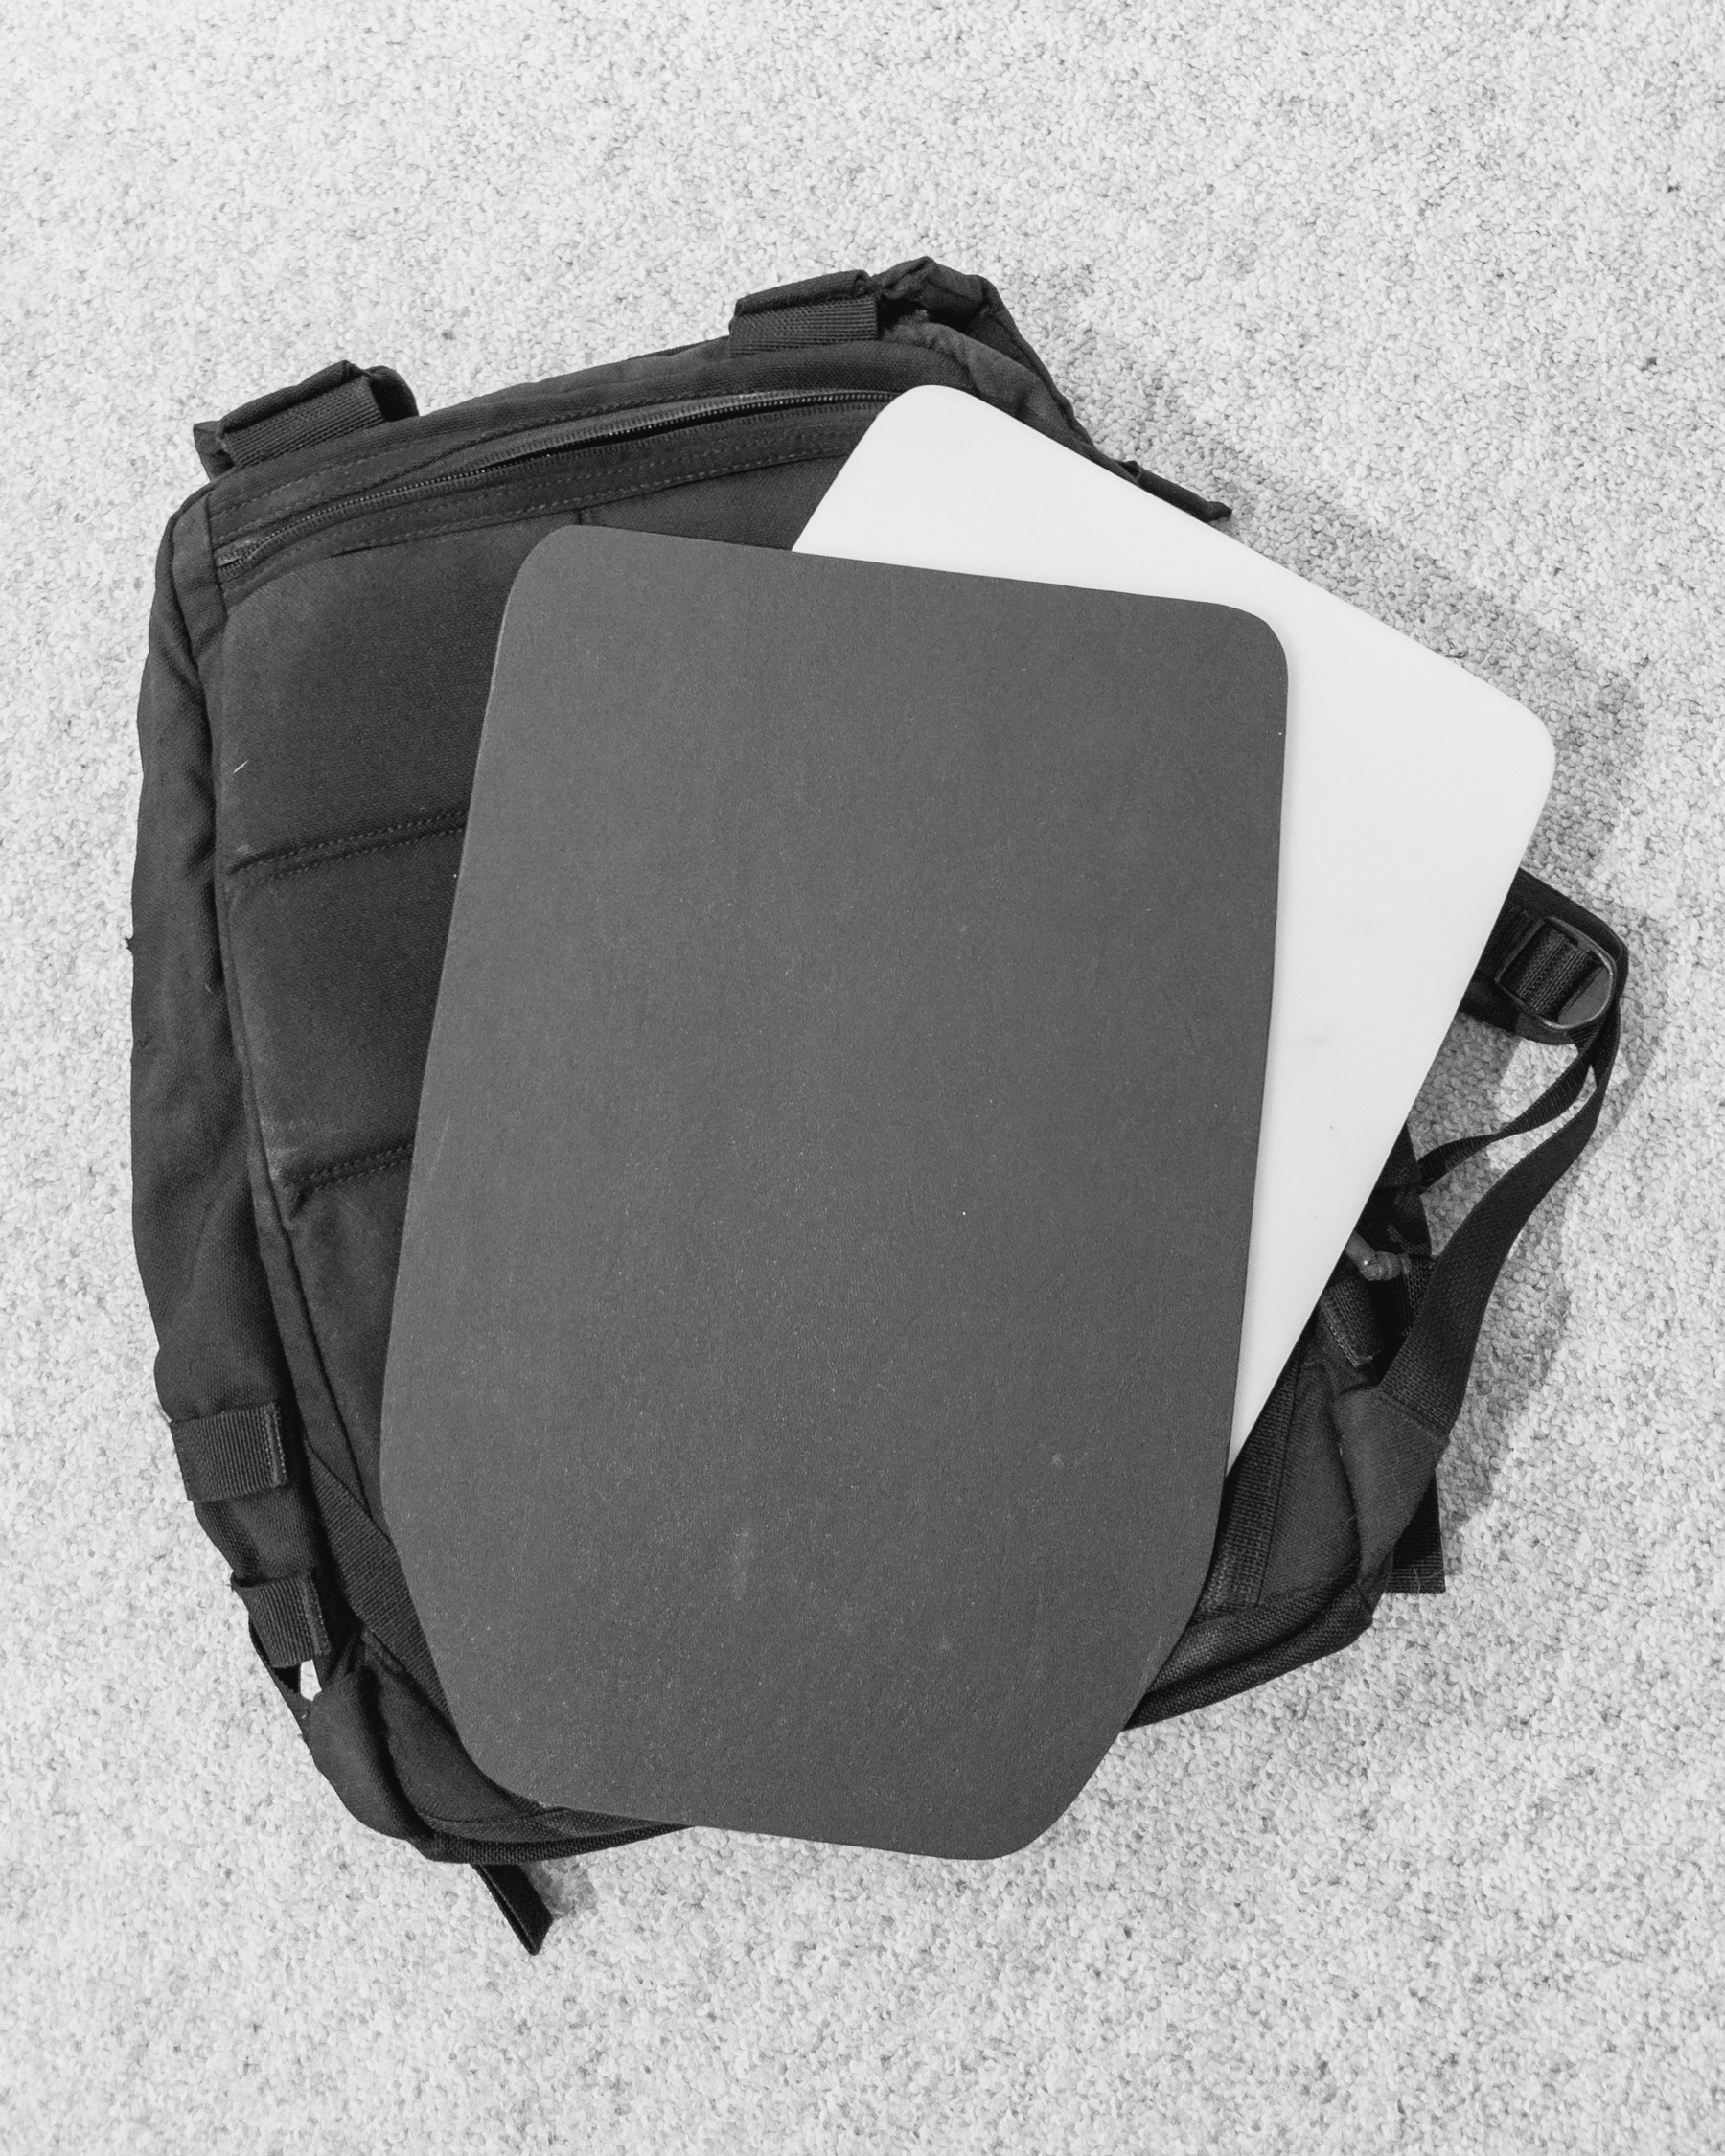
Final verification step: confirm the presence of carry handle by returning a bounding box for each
[194,359,418,479]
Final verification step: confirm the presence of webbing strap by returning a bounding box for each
[172,1402,288,1502]
[472,1864,553,1955]
[234,1572,331,1666]
[304,1452,451,1719]
[1386,998,1620,1437]
[729,270,880,354]
[1414,1029,1598,1194]
[1417,872,1627,1192]
[1339,985,1623,1577]
[194,360,418,479]
[1499,928,1598,1023]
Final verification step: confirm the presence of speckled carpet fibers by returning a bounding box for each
[3,4,1721,2150]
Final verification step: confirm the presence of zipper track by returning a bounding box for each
[215,389,892,576]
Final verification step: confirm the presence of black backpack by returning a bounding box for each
[131,257,1627,1954]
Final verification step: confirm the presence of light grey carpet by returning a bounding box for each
[3,3,1721,2150]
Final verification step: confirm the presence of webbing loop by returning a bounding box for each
[172,1402,288,1503]
[729,270,880,354]
[194,360,417,479]
[234,1571,331,1667]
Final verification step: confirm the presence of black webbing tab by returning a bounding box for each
[729,270,880,354]
[234,1571,331,1667]
[171,1402,289,1503]
[194,360,418,479]
[473,1863,553,1955]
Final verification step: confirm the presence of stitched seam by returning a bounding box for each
[207,660,376,1516]
[212,379,748,531]
[325,434,850,547]
[1373,1382,1451,1446]
[1128,1589,1373,1730]
[172,1402,290,1499]
[262,1411,288,1486]
[226,437,857,588]
[1178,1571,1357,1634]
[233,809,468,883]
[290,1140,415,1200]
[413,1803,570,1835]
[1241,1361,1298,1606]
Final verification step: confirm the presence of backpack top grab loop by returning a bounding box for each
[194,359,418,479]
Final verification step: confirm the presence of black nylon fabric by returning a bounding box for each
[131,517,294,1426]
[131,259,1627,1951]
[1127,1271,1412,1728]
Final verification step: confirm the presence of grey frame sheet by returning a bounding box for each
[382,524,1286,1857]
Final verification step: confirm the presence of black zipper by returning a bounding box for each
[215,389,893,577]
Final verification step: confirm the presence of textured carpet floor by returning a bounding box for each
[3,3,1721,2150]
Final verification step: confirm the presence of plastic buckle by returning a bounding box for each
[1491,914,1617,1039]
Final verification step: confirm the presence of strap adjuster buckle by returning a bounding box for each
[1490,914,1617,1040]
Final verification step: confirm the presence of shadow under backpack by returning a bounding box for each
[130,258,1627,1954]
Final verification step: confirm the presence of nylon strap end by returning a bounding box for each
[474,1864,553,1955]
